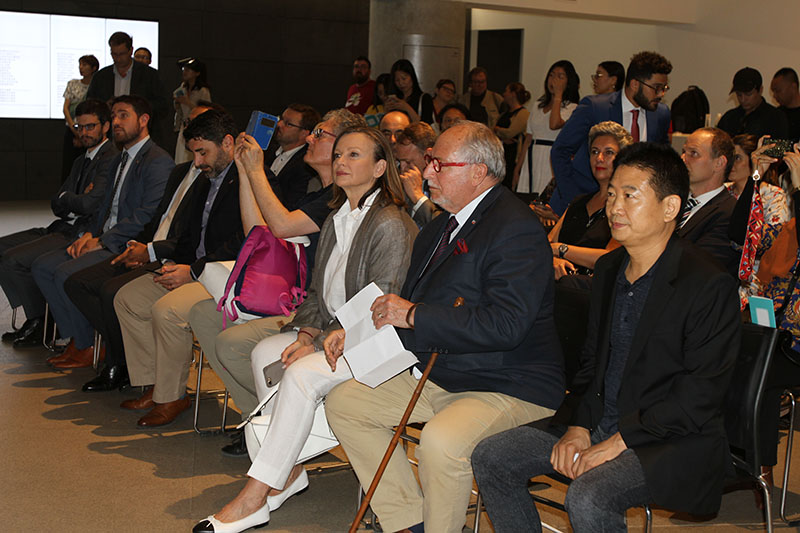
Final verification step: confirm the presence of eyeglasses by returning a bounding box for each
[591,73,605,81]
[73,122,100,132]
[637,79,669,95]
[310,128,336,140]
[424,153,471,173]
[280,117,304,129]
[590,148,617,158]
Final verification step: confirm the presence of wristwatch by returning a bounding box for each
[558,243,569,259]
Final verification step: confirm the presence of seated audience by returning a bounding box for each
[458,66,504,128]
[365,73,391,116]
[325,121,565,533]
[61,54,99,181]
[379,110,411,148]
[265,103,320,210]
[385,59,432,123]
[393,122,442,227]
[591,60,625,95]
[679,127,740,276]
[494,81,531,189]
[472,142,740,533]
[344,55,375,115]
[0,99,116,346]
[726,134,790,225]
[30,95,173,365]
[548,122,632,284]
[438,103,471,133]
[718,67,789,139]
[112,109,245,428]
[431,78,457,126]
[192,126,418,533]
[771,67,800,141]
[188,109,366,455]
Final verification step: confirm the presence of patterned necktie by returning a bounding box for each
[679,196,699,228]
[421,216,459,278]
[630,109,640,142]
[738,181,765,286]
[100,151,129,230]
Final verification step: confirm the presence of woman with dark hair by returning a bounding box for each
[366,73,391,115]
[431,78,457,126]
[514,60,580,194]
[727,134,789,226]
[192,126,418,533]
[592,60,625,94]
[385,58,433,123]
[174,59,211,163]
[494,82,531,188]
[61,54,99,181]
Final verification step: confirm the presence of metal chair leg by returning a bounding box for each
[780,390,800,526]
[192,348,233,435]
[758,473,775,533]
[11,307,21,330]
[644,504,653,533]
[92,331,102,372]
[472,490,482,532]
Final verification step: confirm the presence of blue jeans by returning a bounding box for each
[471,424,651,533]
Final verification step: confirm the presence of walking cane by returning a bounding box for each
[349,296,465,533]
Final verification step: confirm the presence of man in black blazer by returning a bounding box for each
[678,127,739,276]
[265,103,320,210]
[472,143,740,532]
[113,110,244,428]
[325,122,565,533]
[30,95,173,369]
[0,99,116,345]
[86,32,169,148]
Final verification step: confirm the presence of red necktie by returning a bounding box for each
[421,216,459,278]
[630,109,640,142]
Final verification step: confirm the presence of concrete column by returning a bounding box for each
[369,0,467,95]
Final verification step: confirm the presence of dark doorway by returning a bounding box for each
[476,29,522,94]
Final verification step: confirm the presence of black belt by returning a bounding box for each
[532,139,554,146]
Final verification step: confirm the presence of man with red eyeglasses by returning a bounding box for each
[325,120,564,533]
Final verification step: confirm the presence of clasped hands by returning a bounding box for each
[67,233,102,258]
[550,426,627,480]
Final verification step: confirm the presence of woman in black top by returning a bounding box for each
[385,59,433,123]
[495,82,531,189]
[548,121,633,279]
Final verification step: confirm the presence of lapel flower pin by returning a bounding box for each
[454,238,468,255]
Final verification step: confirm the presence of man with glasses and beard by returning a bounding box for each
[0,99,117,347]
[345,56,375,115]
[550,51,672,215]
[265,104,320,210]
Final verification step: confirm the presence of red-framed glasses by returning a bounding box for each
[424,154,471,173]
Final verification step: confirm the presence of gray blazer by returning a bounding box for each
[286,198,419,348]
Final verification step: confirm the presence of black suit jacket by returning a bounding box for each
[86,60,169,126]
[553,237,740,515]
[265,145,316,211]
[169,163,244,278]
[49,139,118,235]
[399,185,565,409]
[677,189,738,276]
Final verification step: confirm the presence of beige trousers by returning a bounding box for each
[188,297,289,418]
[325,371,554,533]
[114,275,211,403]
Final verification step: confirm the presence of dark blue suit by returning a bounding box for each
[550,90,670,215]
[399,185,565,409]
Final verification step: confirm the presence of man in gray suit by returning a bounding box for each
[0,99,117,346]
[31,95,174,367]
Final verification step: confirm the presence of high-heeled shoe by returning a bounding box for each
[266,468,309,511]
[192,502,269,533]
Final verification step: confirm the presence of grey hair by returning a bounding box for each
[452,121,506,181]
[322,108,367,136]
[588,121,634,149]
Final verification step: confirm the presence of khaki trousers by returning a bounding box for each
[114,275,211,403]
[326,371,554,533]
[188,297,288,418]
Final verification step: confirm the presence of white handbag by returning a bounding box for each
[239,383,339,463]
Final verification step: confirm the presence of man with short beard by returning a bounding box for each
[550,51,672,215]
[265,103,320,210]
[113,109,245,428]
[345,56,375,115]
[30,95,173,365]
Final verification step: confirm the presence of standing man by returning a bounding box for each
[679,127,739,276]
[345,56,375,115]
[325,121,565,533]
[472,142,740,532]
[0,99,116,346]
[550,51,672,215]
[458,67,504,128]
[31,95,173,367]
[87,31,169,148]
[718,67,789,140]
[771,67,800,140]
[133,47,152,65]
[265,103,320,210]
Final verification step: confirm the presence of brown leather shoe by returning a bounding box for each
[137,397,191,428]
[52,345,99,369]
[47,339,77,365]
[120,386,155,411]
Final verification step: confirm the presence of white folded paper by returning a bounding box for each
[335,282,419,388]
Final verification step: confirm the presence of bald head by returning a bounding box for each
[379,111,411,147]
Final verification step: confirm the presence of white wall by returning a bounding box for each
[471,2,800,124]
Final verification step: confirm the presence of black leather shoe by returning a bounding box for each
[221,430,248,458]
[82,365,130,392]
[3,316,43,344]
[12,317,45,348]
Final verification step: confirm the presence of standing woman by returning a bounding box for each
[174,59,211,163]
[431,79,457,126]
[494,82,531,189]
[384,59,433,124]
[513,60,580,195]
[591,60,625,95]
[61,54,99,182]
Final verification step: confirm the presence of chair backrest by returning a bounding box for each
[724,322,782,474]
[553,282,591,387]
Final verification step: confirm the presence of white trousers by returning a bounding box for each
[247,331,353,489]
